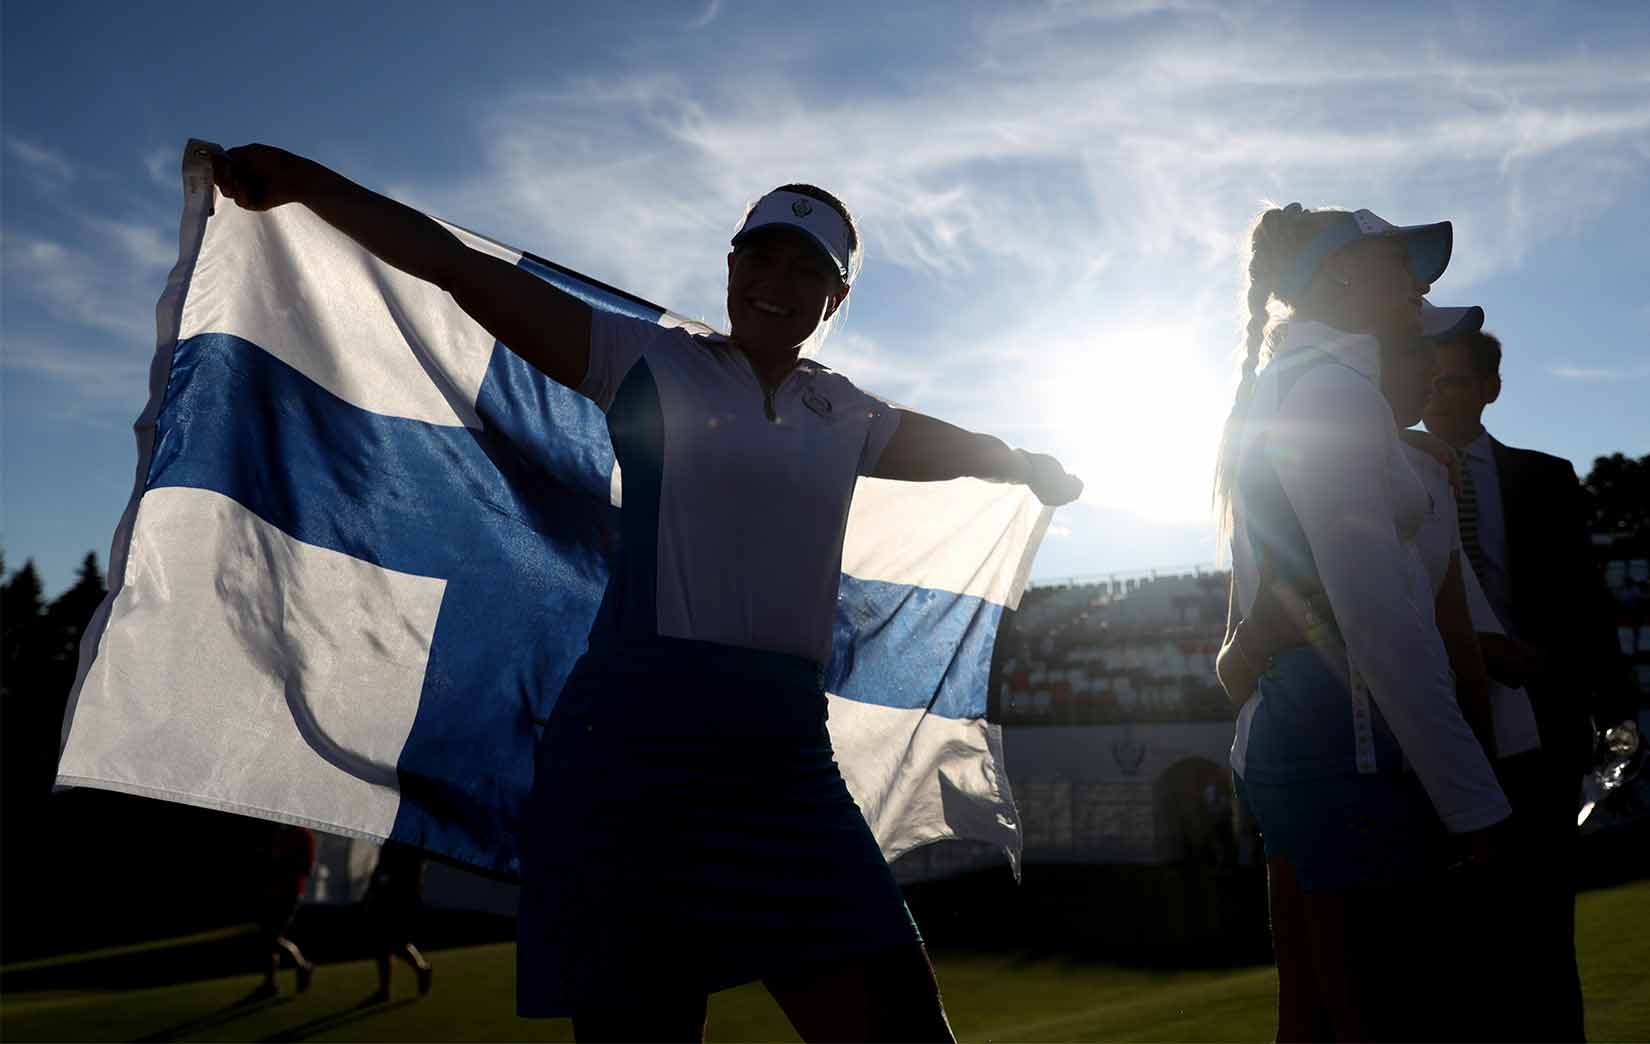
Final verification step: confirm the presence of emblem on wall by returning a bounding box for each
[1112,729,1147,776]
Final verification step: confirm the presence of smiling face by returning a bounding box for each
[726,228,847,359]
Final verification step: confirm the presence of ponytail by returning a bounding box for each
[1212,202,1340,545]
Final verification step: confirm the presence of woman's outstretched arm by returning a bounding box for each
[871,409,1083,506]
[211,144,591,390]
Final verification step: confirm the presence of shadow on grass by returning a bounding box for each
[133,989,290,1042]
[0,908,513,993]
[4,930,257,994]
[255,996,418,1042]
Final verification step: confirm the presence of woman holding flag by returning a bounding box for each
[211,144,1080,1042]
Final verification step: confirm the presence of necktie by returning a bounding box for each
[1456,449,1491,581]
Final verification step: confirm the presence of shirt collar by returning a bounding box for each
[1463,428,1494,463]
[1276,319,1382,380]
[723,340,820,384]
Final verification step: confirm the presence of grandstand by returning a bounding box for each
[894,566,1253,885]
[996,567,1231,725]
[1600,538,1650,698]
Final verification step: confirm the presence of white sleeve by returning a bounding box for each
[1276,370,1510,833]
[577,310,655,412]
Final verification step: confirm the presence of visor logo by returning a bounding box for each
[791,198,814,218]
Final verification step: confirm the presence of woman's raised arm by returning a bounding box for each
[871,408,1082,506]
[211,144,591,390]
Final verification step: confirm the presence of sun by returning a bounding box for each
[1045,321,1231,525]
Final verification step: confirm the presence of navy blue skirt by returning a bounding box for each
[515,638,918,1017]
[1237,647,1446,892]
[1237,770,1443,892]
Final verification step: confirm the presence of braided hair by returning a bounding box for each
[1212,202,1347,540]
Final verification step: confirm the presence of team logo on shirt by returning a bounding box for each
[792,199,814,218]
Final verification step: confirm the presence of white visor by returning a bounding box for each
[1421,301,1485,341]
[731,190,854,284]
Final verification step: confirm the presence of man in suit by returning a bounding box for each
[1424,328,1637,1041]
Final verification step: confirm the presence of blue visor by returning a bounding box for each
[1421,302,1484,342]
[1278,209,1453,302]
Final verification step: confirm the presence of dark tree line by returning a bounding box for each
[1,550,268,963]
[2,552,107,807]
[1582,452,1650,542]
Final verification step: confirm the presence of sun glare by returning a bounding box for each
[1047,322,1230,524]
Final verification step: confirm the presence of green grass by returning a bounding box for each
[4,880,1646,1042]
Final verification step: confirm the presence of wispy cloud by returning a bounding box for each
[1550,363,1650,380]
[10,5,1649,541]
[1,220,169,406]
[1,140,178,394]
[397,16,1649,318]
[685,0,720,31]
[980,0,1240,37]
[2,235,155,343]
[7,138,76,183]
[372,9,1647,525]
[0,330,153,413]
[92,217,178,271]
[144,147,178,190]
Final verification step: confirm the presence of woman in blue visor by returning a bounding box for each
[210,144,1080,1043]
[1213,203,1510,1041]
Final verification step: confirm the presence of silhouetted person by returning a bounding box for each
[363,841,432,1002]
[1220,302,1537,1040]
[1424,327,1638,1041]
[211,141,1080,1043]
[252,822,317,999]
[1215,204,1510,1042]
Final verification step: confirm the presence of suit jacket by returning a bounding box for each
[1492,435,1636,774]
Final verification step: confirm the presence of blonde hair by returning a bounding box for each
[1212,202,1349,541]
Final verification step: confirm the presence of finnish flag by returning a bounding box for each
[57,142,1050,877]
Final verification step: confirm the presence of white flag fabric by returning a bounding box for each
[57,141,1048,877]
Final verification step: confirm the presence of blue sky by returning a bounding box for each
[3,0,1647,596]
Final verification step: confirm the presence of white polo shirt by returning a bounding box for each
[577,310,902,665]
